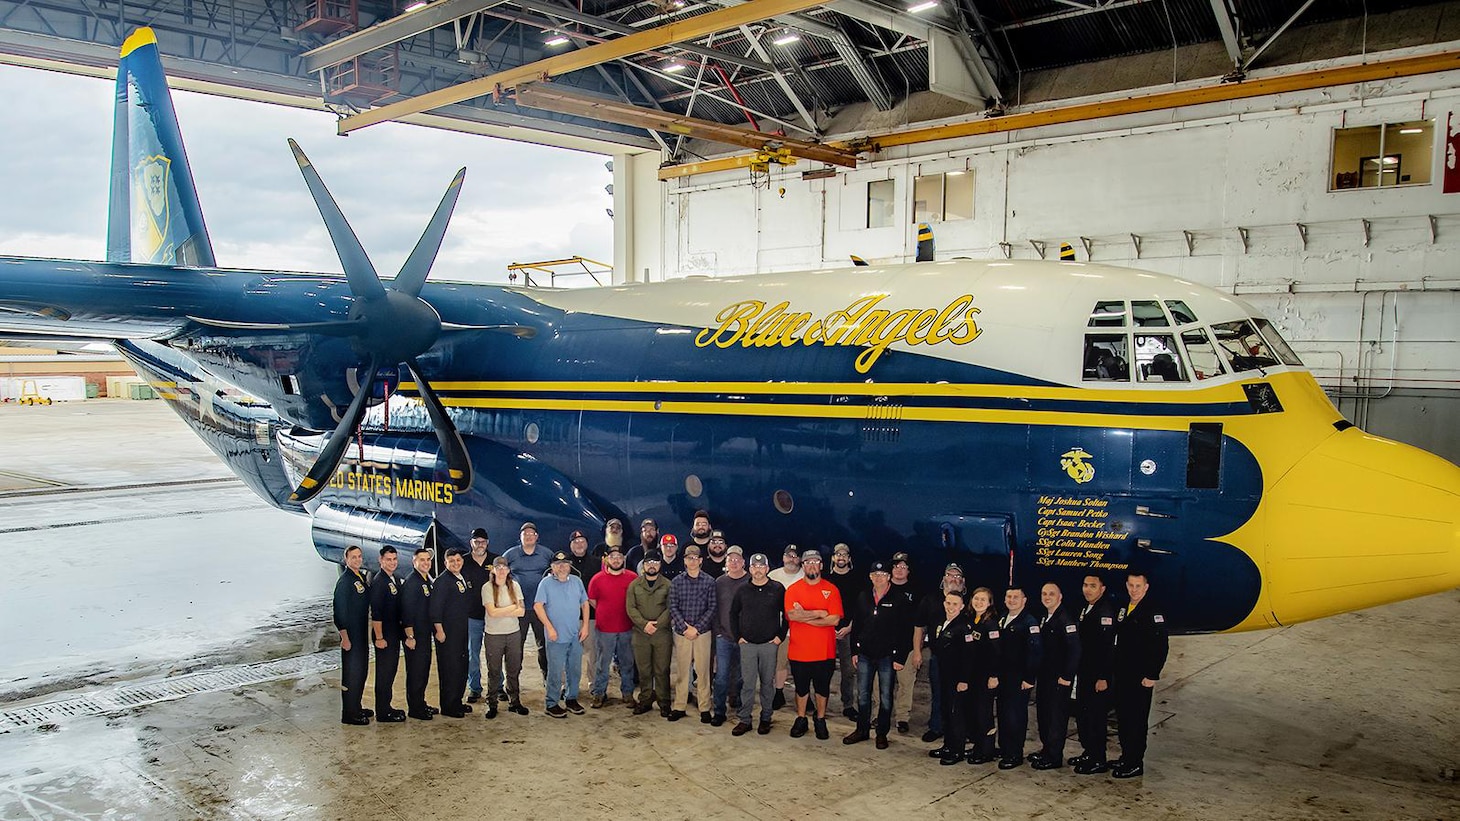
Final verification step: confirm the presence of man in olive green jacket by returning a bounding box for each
[627,551,673,716]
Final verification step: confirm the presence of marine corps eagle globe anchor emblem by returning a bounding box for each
[1060,448,1096,484]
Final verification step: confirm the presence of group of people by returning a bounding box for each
[332,510,1170,778]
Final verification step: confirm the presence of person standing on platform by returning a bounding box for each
[483,556,527,718]
[535,551,590,718]
[368,546,406,723]
[1072,574,1119,774]
[333,545,371,725]
[626,551,673,716]
[1031,582,1081,769]
[431,548,475,718]
[1111,571,1168,779]
[461,528,494,704]
[399,547,436,720]
[504,522,553,682]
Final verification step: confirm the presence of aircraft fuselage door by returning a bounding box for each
[932,514,1016,589]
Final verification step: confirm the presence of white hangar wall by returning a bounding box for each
[657,48,1460,462]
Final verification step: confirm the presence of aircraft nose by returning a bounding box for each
[1264,426,1460,625]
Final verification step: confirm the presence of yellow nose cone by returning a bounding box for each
[1265,427,1460,625]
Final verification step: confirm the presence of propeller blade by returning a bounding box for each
[188,316,366,336]
[287,139,387,303]
[289,356,380,503]
[440,323,537,338]
[393,168,467,298]
[405,357,473,493]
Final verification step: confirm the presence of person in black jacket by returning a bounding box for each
[1072,574,1118,774]
[399,548,436,720]
[1111,571,1169,779]
[431,548,475,718]
[729,553,787,736]
[333,545,371,725]
[927,590,975,765]
[1030,582,1081,769]
[368,546,406,723]
[842,561,912,748]
[994,586,1042,769]
[461,528,494,704]
[964,587,1002,765]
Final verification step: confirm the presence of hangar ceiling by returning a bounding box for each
[0,0,1454,160]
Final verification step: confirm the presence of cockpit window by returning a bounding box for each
[1083,334,1130,382]
[1253,318,1304,366]
[1135,335,1187,382]
[1088,301,1126,328]
[1164,300,1198,324]
[1130,300,1170,327]
[1180,328,1226,380]
[1211,320,1281,372]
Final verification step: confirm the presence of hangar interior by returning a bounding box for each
[0,0,1457,459]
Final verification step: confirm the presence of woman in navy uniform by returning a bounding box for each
[399,547,436,720]
[927,590,974,764]
[332,545,371,725]
[430,548,475,718]
[964,587,1002,765]
[368,546,406,723]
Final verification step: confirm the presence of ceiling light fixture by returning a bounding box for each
[663,61,687,73]
[1398,127,1423,134]
[403,1,429,12]
[907,0,938,12]
[771,30,801,46]
[544,33,570,46]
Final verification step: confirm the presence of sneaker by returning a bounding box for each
[790,716,809,738]
[547,705,568,718]
[700,711,712,724]
[772,690,787,710]
[732,721,753,736]
[509,701,530,716]
[565,699,585,715]
[667,710,687,721]
[757,720,772,735]
[710,714,726,727]
[590,694,608,709]
[921,729,943,743]
[466,692,482,704]
[813,717,829,740]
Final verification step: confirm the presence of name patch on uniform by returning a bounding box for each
[1029,625,1040,634]
[964,633,974,643]
[1065,624,1077,633]
[988,630,1000,639]
[1153,614,1164,623]
[1100,617,1113,625]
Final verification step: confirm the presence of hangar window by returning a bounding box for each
[1083,334,1130,382]
[912,171,974,223]
[1330,120,1434,189]
[867,179,895,228]
[1135,335,1187,382]
[1180,328,1226,380]
[1087,300,1126,327]
[1211,320,1280,372]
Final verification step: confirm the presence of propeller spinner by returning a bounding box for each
[283,139,473,503]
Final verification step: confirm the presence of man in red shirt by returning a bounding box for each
[784,550,843,740]
[586,544,639,707]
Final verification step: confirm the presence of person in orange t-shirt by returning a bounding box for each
[783,550,843,741]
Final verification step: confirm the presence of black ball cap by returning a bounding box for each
[471,528,489,540]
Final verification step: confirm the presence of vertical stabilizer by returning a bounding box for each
[106,28,216,267]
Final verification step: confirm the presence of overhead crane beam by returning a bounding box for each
[511,0,776,74]
[658,47,1460,179]
[301,0,511,73]
[515,83,857,167]
[337,0,832,135]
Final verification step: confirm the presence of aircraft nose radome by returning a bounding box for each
[1264,428,1460,626]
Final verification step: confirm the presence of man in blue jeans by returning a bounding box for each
[842,561,912,749]
[534,551,589,718]
[461,528,494,703]
[710,545,748,725]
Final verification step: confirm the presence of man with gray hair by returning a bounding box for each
[729,552,787,736]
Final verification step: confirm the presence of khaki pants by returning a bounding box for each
[582,620,598,691]
[672,631,712,712]
[894,654,920,725]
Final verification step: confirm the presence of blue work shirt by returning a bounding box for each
[504,544,553,605]
[535,573,588,644]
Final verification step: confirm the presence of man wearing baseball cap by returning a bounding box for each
[843,560,913,749]
[624,518,658,574]
[729,553,787,736]
[534,551,590,718]
[462,528,494,704]
[658,533,685,580]
[504,522,553,680]
[668,544,717,722]
[626,550,673,716]
[825,543,866,721]
[889,551,919,734]
[586,544,637,708]
[768,545,804,709]
[709,545,748,725]
[784,549,844,740]
[909,563,968,743]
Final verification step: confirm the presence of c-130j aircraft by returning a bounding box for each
[1,28,1456,636]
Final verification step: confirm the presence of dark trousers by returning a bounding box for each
[374,639,401,714]
[341,641,369,718]
[1114,678,1154,766]
[835,632,855,709]
[404,638,433,712]
[436,630,468,711]
[969,683,997,758]
[632,629,672,707]
[1076,676,1113,762]
[935,671,966,752]
[925,654,943,734]
[1035,676,1073,760]
[855,654,896,737]
[519,611,548,677]
[996,682,1032,761]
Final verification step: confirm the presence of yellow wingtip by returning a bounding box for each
[120,28,157,59]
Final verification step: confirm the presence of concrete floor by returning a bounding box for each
[0,400,1457,820]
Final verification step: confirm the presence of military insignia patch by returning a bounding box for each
[1153,614,1165,623]
[423,586,431,597]
[989,630,1000,639]
[1030,625,1039,634]
[457,580,466,593]
[1060,447,1096,484]
[354,581,365,593]
[1065,623,1077,633]
[964,633,974,642]
[389,583,397,594]
[1100,617,1113,625]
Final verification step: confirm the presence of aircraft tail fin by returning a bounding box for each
[106,28,216,267]
[915,222,934,262]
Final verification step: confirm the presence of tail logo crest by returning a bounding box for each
[132,154,174,263]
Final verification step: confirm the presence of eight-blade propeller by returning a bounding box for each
[281,139,472,503]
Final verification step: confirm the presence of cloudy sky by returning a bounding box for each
[0,63,615,284]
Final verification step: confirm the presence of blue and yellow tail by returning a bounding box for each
[106,28,215,267]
